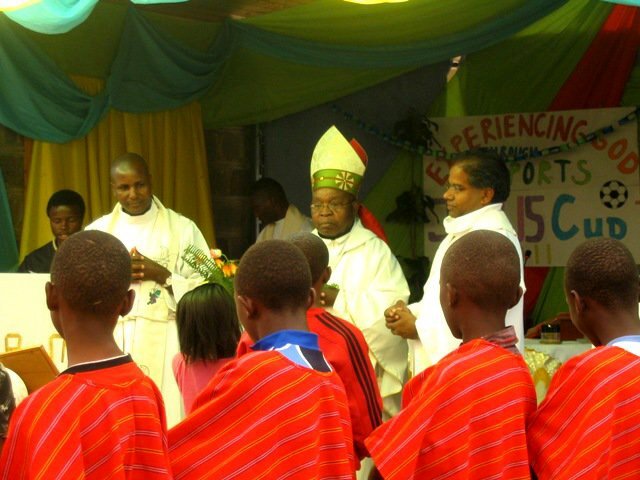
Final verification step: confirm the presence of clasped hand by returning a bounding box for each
[130,247,171,285]
[384,300,419,340]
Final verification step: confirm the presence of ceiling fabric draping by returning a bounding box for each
[530,3,640,325]
[364,0,613,265]
[549,4,640,110]
[0,0,568,142]
[385,0,637,324]
[4,0,99,34]
[602,0,640,5]
[3,0,187,34]
[428,0,613,117]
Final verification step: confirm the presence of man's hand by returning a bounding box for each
[319,284,339,308]
[130,247,171,285]
[384,300,418,339]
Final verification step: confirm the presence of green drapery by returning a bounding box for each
[622,62,640,105]
[429,0,613,324]
[0,0,569,142]
[0,168,19,272]
[529,267,569,325]
[428,0,613,117]
[365,0,613,319]
[0,14,109,141]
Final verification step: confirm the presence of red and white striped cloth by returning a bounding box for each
[0,359,171,479]
[168,349,356,480]
[528,346,640,479]
[366,339,536,479]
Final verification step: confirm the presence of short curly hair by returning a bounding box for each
[441,230,520,310]
[51,230,131,316]
[566,238,638,311]
[235,240,311,310]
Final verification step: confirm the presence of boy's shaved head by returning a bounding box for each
[566,238,638,311]
[288,232,329,284]
[235,240,311,310]
[441,230,520,310]
[51,230,131,315]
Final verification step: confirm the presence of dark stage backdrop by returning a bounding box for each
[262,63,450,216]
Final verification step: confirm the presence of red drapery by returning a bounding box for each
[524,5,640,323]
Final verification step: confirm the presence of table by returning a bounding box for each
[524,338,593,403]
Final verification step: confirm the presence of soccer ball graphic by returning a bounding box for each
[599,180,628,209]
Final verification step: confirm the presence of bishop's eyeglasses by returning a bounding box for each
[310,200,354,213]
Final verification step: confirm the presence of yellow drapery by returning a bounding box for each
[20,76,215,259]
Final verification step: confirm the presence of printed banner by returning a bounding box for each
[425,107,639,266]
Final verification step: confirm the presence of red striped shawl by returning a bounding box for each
[528,346,640,479]
[307,307,383,460]
[366,339,536,480]
[168,350,356,480]
[236,308,382,462]
[0,362,171,480]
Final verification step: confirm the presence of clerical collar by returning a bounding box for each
[443,203,504,235]
[316,221,355,242]
[120,200,158,224]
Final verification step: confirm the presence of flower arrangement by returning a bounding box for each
[181,245,237,295]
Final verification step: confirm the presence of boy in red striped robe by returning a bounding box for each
[528,238,640,479]
[291,232,383,464]
[236,232,382,466]
[0,230,172,479]
[168,240,356,479]
[366,230,536,479]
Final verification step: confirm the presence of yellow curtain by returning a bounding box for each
[20,76,215,259]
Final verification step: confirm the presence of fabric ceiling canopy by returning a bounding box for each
[3,0,187,34]
[0,0,569,142]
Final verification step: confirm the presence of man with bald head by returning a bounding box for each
[86,152,209,425]
[0,231,172,478]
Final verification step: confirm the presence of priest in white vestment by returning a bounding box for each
[385,152,525,376]
[309,126,410,418]
[86,153,209,426]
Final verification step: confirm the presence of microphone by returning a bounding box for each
[524,249,532,266]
